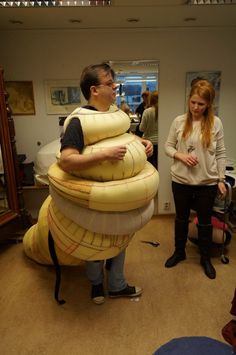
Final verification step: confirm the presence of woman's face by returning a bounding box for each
[189,94,208,120]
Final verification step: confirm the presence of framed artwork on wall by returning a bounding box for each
[185,71,221,115]
[44,80,80,114]
[5,81,35,115]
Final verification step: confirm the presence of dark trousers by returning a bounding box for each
[172,181,218,225]
[147,144,158,168]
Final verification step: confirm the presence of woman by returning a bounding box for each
[139,90,158,167]
[135,91,150,137]
[164,79,226,279]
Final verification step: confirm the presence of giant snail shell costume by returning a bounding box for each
[23,106,159,266]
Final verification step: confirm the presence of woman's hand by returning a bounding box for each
[218,181,227,198]
[175,152,198,167]
[140,138,153,157]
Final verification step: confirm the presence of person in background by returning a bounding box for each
[135,91,150,137]
[139,90,158,168]
[120,100,131,116]
[59,62,153,304]
[164,79,226,279]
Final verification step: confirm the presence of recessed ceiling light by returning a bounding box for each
[126,18,140,23]
[184,17,197,22]
[9,19,23,24]
[68,19,82,23]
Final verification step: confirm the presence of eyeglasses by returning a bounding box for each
[96,81,117,88]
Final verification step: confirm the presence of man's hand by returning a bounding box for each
[59,145,127,172]
[104,145,127,161]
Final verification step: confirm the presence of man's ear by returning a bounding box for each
[90,86,99,97]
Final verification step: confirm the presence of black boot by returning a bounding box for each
[165,219,189,268]
[198,224,216,279]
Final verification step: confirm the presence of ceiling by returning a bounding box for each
[0,0,236,31]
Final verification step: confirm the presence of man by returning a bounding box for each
[59,63,153,305]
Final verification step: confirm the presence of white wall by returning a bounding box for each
[1,27,236,214]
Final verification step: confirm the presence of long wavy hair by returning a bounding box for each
[183,79,215,149]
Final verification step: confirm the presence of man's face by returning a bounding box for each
[95,69,117,105]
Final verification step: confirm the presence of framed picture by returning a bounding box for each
[5,81,35,115]
[185,71,221,115]
[44,80,80,114]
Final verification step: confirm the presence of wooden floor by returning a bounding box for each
[0,215,235,355]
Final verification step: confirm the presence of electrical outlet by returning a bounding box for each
[164,202,171,210]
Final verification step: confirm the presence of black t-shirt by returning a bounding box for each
[60,105,97,153]
[135,102,145,118]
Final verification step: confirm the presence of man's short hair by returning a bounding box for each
[80,62,115,100]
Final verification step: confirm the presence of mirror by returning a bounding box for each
[109,60,159,167]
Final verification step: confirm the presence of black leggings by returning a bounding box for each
[172,182,218,225]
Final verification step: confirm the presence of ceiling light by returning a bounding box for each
[9,19,23,23]
[125,79,156,83]
[184,17,197,21]
[187,0,236,4]
[0,0,111,7]
[68,18,82,23]
[126,18,140,23]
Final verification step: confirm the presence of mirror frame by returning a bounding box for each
[109,59,159,112]
[0,68,20,226]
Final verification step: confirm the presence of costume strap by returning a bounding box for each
[48,230,66,305]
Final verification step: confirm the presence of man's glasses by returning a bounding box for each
[96,81,117,88]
